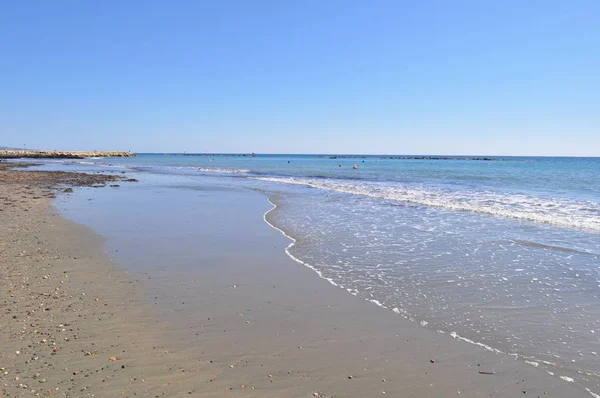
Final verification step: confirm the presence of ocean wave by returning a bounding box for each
[124,165,251,175]
[197,167,250,174]
[252,176,600,232]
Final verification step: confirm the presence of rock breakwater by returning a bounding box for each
[0,150,136,159]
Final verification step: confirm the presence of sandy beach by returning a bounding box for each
[0,164,210,397]
[0,163,591,397]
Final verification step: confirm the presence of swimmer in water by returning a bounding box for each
[353,164,358,169]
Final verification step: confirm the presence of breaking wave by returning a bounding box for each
[253,176,600,232]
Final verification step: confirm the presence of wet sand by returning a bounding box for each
[1,164,591,397]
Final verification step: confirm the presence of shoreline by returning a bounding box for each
[263,197,341,291]
[263,194,598,396]
[264,197,510,357]
[1,163,593,397]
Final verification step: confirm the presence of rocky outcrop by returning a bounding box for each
[0,150,136,159]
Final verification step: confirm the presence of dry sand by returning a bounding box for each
[0,163,591,397]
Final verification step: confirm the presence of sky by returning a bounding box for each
[1,1,599,156]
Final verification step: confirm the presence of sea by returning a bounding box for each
[25,153,600,395]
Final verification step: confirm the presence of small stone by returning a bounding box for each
[109,356,118,361]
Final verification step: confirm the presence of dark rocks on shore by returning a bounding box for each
[0,162,139,191]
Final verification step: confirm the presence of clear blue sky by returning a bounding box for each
[1,1,598,155]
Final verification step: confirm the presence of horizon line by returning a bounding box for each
[133,152,600,158]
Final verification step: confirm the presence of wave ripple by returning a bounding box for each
[253,176,600,232]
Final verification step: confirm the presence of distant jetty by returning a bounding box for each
[0,150,136,159]
[321,155,501,161]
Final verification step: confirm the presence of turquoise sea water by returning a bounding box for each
[30,154,600,394]
[107,154,600,231]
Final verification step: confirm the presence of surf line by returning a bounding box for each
[261,196,595,395]
[262,197,340,289]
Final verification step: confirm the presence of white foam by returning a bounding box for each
[449,331,504,355]
[262,198,342,291]
[253,177,600,232]
[586,388,600,398]
[197,167,249,174]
